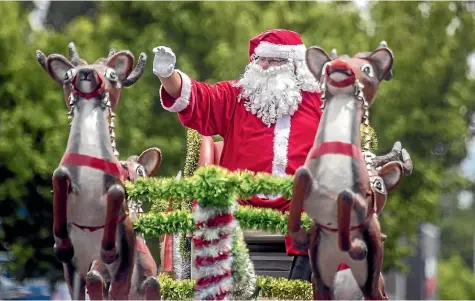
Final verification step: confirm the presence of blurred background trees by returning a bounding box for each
[1,1,475,297]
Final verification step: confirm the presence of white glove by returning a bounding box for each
[152,46,176,78]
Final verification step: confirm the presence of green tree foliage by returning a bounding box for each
[439,254,475,299]
[0,2,66,281]
[0,1,475,287]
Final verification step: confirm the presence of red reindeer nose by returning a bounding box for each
[326,59,354,75]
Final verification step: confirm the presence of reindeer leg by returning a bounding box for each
[63,261,86,300]
[52,166,74,263]
[107,221,135,300]
[289,166,313,249]
[337,189,368,261]
[141,276,161,300]
[361,216,388,300]
[309,225,334,300]
[131,237,161,300]
[86,260,107,300]
[101,184,125,264]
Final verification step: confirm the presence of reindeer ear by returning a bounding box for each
[46,54,75,84]
[137,147,162,176]
[306,47,331,81]
[377,161,404,192]
[106,51,134,82]
[368,48,394,81]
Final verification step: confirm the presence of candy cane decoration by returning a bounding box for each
[193,204,236,300]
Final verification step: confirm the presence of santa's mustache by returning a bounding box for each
[234,61,303,126]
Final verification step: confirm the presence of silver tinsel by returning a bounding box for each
[172,232,191,280]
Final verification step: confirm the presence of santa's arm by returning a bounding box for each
[153,46,236,137]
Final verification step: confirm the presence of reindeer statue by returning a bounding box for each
[288,42,413,300]
[87,148,163,300]
[36,42,150,299]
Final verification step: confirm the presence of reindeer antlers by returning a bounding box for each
[36,42,83,72]
[378,40,388,48]
[377,40,394,81]
[36,50,48,72]
[68,42,84,66]
[331,48,338,60]
[122,52,147,87]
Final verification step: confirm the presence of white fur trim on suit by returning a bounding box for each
[254,42,306,61]
[160,69,192,112]
[272,114,291,177]
[258,114,291,199]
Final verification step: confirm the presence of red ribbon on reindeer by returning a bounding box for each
[309,141,365,162]
[61,152,128,181]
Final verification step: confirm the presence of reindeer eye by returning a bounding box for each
[136,166,146,178]
[372,177,386,194]
[64,69,75,81]
[361,64,374,77]
[105,68,117,81]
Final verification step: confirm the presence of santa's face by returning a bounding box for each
[256,57,289,69]
[234,57,318,127]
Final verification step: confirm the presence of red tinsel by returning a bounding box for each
[193,233,230,248]
[196,270,232,287]
[196,213,234,229]
[195,252,230,267]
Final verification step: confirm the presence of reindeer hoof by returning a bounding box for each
[53,238,74,263]
[291,228,309,251]
[86,270,104,300]
[100,247,118,264]
[349,241,367,261]
[142,276,161,300]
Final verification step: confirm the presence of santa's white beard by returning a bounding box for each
[234,60,319,127]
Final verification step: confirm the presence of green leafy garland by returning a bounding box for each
[126,166,294,209]
[134,206,312,236]
[158,273,313,300]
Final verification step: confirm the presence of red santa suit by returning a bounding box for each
[159,30,348,271]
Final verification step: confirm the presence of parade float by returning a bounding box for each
[129,124,390,300]
[38,40,412,300]
[128,41,412,300]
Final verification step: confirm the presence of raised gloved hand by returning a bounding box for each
[152,46,176,78]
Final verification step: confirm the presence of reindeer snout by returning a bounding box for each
[327,59,354,76]
[78,68,96,81]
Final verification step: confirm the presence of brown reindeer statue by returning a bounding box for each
[87,148,162,300]
[288,42,413,300]
[36,42,148,299]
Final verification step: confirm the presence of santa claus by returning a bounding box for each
[152,29,347,281]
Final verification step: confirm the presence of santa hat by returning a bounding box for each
[248,29,306,62]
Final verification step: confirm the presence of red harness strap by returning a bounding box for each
[309,141,365,162]
[62,152,129,232]
[71,214,128,232]
[62,152,128,181]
